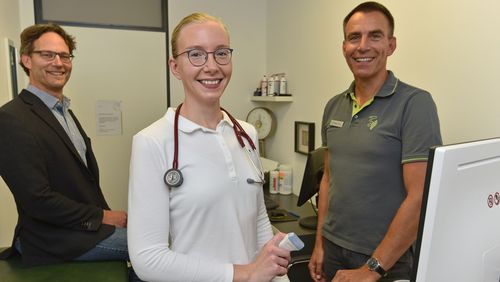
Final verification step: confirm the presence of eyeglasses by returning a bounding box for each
[32,50,74,63]
[174,48,233,67]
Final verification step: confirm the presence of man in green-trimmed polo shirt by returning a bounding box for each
[308,2,442,282]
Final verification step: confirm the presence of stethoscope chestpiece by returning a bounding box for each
[164,168,183,188]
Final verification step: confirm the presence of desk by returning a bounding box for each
[265,192,316,236]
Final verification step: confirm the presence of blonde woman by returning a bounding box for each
[128,13,291,282]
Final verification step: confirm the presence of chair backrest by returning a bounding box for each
[288,255,313,282]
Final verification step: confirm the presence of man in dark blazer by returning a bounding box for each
[0,23,128,267]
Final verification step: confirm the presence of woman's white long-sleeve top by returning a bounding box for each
[128,108,273,282]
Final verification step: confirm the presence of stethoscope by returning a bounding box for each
[163,103,265,188]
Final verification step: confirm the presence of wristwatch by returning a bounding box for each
[366,257,387,277]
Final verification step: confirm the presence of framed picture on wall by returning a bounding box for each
[5,38,18,100]
[295,121,315,154]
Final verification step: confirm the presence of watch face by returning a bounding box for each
[246,107,276,140]
[367,257,379,270]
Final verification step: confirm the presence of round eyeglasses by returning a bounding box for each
[32,50,74,63]
[174,48,233,67]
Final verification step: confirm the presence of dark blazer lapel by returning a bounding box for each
[19,90,88,167]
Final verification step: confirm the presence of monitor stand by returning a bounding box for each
[298,215,317,230]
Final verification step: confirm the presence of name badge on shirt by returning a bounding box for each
[329,120,344,128]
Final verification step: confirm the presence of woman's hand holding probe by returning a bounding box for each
[233,232,291,282]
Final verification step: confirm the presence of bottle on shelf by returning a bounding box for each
[274,75,280,95]
[260,75,267,96]
[279,75,287,95]
[253,88,261,96]
[267,75,275,96]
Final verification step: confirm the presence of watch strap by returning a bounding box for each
[373,264,387,277]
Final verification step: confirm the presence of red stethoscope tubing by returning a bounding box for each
[165,103,260,188]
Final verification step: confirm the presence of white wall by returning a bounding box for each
[265,0,500,194]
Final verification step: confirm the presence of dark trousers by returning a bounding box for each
[322,237,413,281]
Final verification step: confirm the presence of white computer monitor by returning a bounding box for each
[412,137,500,282]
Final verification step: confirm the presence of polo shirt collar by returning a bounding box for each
[166,107,233,134]
[344,70,399,98]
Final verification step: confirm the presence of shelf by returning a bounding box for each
[250,96,293,102]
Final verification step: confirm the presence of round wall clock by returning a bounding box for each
[246,107,276,140]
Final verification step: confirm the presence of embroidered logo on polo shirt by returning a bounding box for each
[367,116,378,130]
